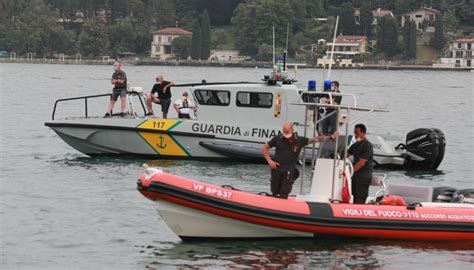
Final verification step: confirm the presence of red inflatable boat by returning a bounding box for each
[137,167,474,241]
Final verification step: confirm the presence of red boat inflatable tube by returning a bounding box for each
[137,171,474,241]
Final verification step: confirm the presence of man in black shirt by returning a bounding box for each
[262,121,337,198]
[146,75,175,119]
[321,81,342,135]
[105,62,127,117]
[347,123,374,204]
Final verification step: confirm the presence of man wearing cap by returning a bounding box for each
[146,75,175,119]
[173,92,196,119]
[262,121,338,198]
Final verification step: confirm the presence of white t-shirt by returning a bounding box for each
[174,98,194,114]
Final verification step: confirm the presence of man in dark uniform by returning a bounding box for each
[146,74,175,119]
[262,121,337,198]
[105,62,127,117]
[347,123,374,204]
[321,80,342,135]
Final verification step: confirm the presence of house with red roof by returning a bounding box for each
[401,6,440,32]
[151,27,192,59]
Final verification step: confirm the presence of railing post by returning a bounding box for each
[85,97,88,118]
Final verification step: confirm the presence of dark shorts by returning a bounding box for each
[160,98,171,113]
[178,113,191,119]
[111,88,126,101]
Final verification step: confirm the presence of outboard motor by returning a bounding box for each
[403,128,446,170]
[432,186,457,202]
[451,189,474,204]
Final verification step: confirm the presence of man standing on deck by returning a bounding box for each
[321,81,342,135]
[146,75,175,119]
[104,62,127,117]
[347,124,374,204]
[262,121,338,199]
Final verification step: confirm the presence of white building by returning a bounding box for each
[209,50,250,62]
[401,6,440,32]
[325,35,369,58]
[434,38,474,68]
[150,27,192,59]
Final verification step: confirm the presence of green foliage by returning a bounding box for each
[106,20,135,56]
[359,0,373,37]
[378,16,399,58]
[200,10,211,60]
[171,35,192,59]
[256,43,273,61]
[442,9,458,35]
[190,17,201,59]
[432,14,445,50]
[408,21,417,59]
[339,2,356,35]
[232,0,295,57]
[78,17,110,57]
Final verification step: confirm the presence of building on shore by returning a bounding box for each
[209,50,250,62]
[400,6,440,32]
[433,38,474,68]
[354,8,394,33]
[317,36,368,67]
[150,27,192,59]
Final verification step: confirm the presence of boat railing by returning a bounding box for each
[51,91,147,120]
[291,100,388,200]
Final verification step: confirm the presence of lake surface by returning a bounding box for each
[1,63,473,269]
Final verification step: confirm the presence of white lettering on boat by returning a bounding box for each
[192,183,233,199]
[339,208,473,221]
[192,123,241,136]
[190,123,279,138]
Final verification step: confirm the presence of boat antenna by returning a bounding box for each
[327,16,339,80]
[272,26,275,67]
[284,22,289,71]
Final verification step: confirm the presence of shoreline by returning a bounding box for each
[1,58,472,72]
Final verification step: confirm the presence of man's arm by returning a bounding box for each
[262,143,279,170]
[163,81,175,92]
[173,101,180,113]
[308,131,338,144]
[353,158,367,173]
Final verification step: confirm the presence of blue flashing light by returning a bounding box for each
[308,80,316,91]
[324,80,332,92]
[277,55,284,61]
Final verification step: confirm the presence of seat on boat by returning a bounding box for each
[387,184,433,204]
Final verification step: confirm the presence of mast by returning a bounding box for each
[327,16,339,80]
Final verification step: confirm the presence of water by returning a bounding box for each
[1,63,473,269]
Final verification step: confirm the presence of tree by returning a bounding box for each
[339,2,356,35]
[171,35,192,59]
[403,19,417,60]
[442,9,458,35]
[432,14,445,50]
[190,17,201,59]
[383,16,398,58]
[359,0,373,37]
[107,19,135,56]
[200,10,211,60]
[78,17,110,57]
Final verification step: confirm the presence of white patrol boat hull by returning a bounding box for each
[45,116,406,167]
[45,82,445,170]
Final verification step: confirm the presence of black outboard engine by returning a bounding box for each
[403,128,446,170]
[432,186,457,202]
[451,189,474,204]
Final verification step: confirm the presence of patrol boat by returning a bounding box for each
[44,76,445,170]
[136,100,472,241]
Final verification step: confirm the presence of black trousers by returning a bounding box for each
[352,174,371,204]
[178,113,191,119]
[271,169,296,199]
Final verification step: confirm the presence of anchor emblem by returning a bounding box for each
[156,135,167,149]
